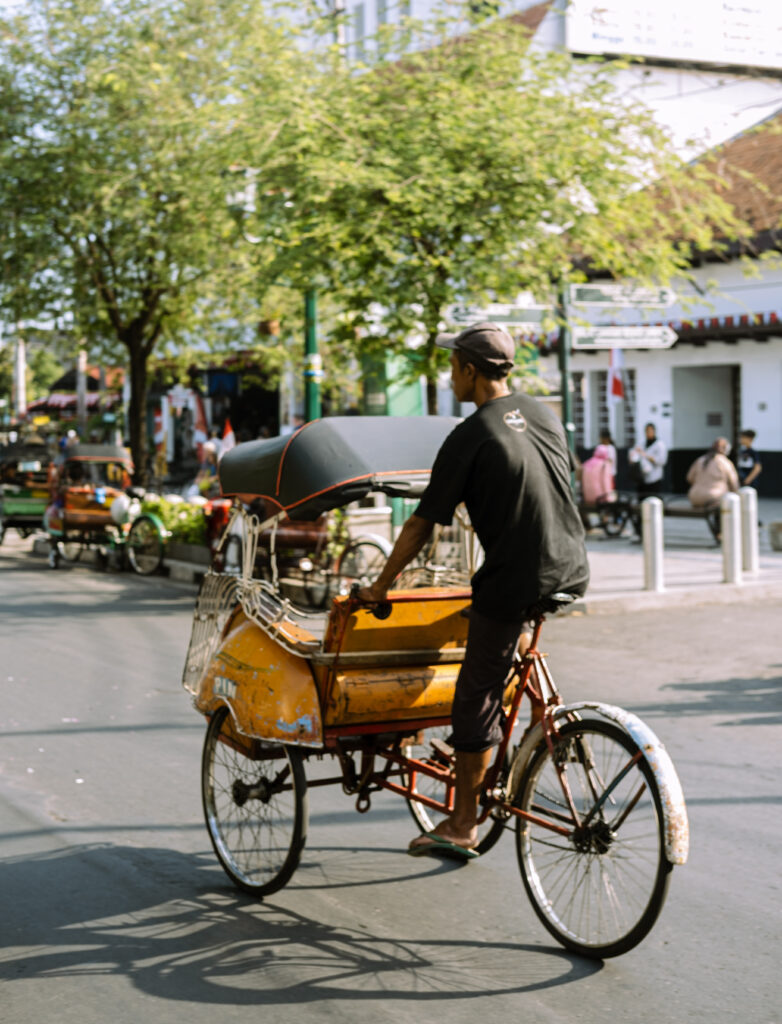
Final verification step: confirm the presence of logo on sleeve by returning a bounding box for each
[503,409,527,433]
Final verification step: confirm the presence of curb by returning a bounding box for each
[574,576,782,615]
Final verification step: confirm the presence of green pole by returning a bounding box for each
[304,287,322,422]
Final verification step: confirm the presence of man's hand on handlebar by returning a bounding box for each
[356,581,387,606]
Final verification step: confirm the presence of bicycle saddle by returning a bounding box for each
[528,593,577,618]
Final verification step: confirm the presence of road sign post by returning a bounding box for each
[571,325,677,350]
[447,303,549,330]
[567,283,677,307]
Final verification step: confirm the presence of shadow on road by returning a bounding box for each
[627,674,782,726]
[0,842,602,1004]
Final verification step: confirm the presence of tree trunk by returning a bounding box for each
[125,336,149,488]
[426,375,438,415]
[425,332,441,414]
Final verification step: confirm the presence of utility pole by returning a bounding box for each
[13,335,27,420]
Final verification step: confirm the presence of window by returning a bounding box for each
[377,0,387,23]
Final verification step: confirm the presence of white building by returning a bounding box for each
[568,111,782,494]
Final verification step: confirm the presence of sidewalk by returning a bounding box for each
[578,497,782,614]
[14,498,782,615]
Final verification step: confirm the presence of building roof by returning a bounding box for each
[507,2,552,36]
[709,108,782,236]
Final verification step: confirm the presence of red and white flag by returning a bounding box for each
[220,417,236,458]
[608,348,625,403]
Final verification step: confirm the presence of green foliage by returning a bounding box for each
[0,0,752,430]
[0,0,313,479]
[140,495,206,545]
[244,7,746,408]
[27,347,66,400]
[0,347,13,405]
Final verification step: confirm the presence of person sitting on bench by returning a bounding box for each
[686,438,739,533]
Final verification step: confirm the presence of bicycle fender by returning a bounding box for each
[138,511,168,540]
[509,701,689,866]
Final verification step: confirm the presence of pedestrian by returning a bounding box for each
[581,444,616,506]
[687,437,739,509]
[735,429,762,487]
[598,428,617,479]
[628,422,667,497]
[358,321,589,858]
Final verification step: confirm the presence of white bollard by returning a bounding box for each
[739,486,759,577]
[642,496,664,592]
[721,492,742,584]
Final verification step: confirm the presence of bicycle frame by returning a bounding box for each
[314,609,655,848]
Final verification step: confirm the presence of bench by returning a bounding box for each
[581,494,723,544]
[661,500,721,545]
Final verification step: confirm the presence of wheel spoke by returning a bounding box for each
[516,721,672,958]
[202,708,307,895]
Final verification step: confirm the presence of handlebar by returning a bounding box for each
[349,583,392,620]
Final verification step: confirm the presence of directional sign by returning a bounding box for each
[448,303,550,328]
[571,325,677,350]
[567,283,677,308]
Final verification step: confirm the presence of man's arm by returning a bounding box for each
[358,513,434,603]
[745,459,762,486]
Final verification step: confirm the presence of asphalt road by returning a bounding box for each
[1,539,780,1024]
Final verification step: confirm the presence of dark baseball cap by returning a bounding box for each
[436,321,515,373]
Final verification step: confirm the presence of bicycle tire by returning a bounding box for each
[600,507,626,538]
[515,719,672,959]
[127,515,163,575]
[404,724,510,856]
[202,706,308,896]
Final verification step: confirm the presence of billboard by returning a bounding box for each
[566,1,782,74]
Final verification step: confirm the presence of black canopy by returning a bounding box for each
[219,415,462,520]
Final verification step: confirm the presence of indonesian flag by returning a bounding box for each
[608,348,625,403]
[220,417,236,458]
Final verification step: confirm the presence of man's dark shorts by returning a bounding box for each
[450,607,523,753]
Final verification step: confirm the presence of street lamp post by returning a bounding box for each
[303,287,322,422]
[557,284,575,456]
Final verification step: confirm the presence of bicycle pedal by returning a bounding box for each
[430,737,455,766]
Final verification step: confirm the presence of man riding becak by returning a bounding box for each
[358,322,589,858]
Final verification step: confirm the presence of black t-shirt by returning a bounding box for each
[415,393,589,621]
[736,445,760,485]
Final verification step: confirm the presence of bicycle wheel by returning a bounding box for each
[404,725,510,856]
[202,706,308,896]
[334,539,389,596]
[515,719,672,959]
[127,515,163,575]
[599,506,626,538]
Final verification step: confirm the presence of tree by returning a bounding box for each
[0,0,312,481]
[245,8,746,411]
